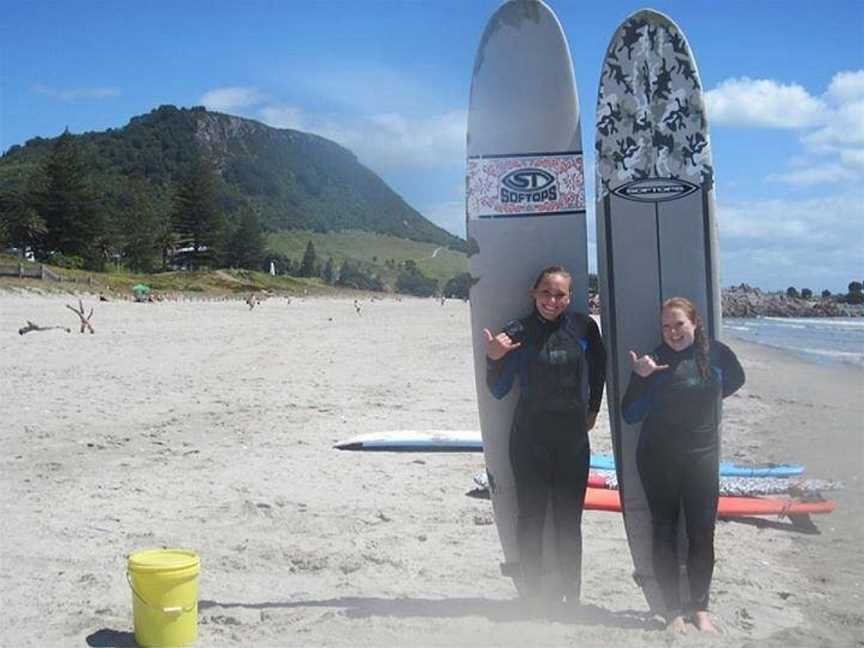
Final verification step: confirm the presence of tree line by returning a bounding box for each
[786,282,864,305]
[0,131,471,298]
[0,130,265,273]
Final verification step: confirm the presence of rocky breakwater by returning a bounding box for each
[722,285,864,318]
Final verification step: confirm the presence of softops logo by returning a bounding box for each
[500,168,558,204]
[612,177,699,203]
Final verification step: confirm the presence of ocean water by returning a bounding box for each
[724,317,864,369]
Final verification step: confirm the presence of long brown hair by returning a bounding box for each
[662,297,710,379]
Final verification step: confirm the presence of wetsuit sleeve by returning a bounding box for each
[486,350,519,399]
[585,316,607,413]
[714,341,746,398]
[621,372,653,424]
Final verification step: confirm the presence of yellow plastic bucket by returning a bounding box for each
[127,549,200,647]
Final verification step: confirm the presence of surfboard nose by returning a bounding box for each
[469,0,580,155]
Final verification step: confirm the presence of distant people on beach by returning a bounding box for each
[483,265,606,614]
[622,297,745,635]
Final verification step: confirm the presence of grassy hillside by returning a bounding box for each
[267,229,468,284]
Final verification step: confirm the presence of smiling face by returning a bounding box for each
[533,272,571,321]
[661,306,697,351]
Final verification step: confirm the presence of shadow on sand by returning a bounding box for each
[198,596,659,630]
[721,514,822,535]
[83,597,660,646]
[85,628,137,647]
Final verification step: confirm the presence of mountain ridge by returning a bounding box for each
[0,104,464,251]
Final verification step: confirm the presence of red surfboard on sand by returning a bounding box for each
[582,487,837,517]
[473,473,837,517]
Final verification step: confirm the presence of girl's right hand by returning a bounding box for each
[483,328,521,360]
[629,350,669,377]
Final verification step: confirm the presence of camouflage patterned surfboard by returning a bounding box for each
[595,9,720,611]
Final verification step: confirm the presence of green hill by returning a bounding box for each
[0,105,464,251]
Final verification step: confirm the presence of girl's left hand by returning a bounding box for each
[629,350,669,377]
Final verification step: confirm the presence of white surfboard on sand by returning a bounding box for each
[333,430,481,452]
[467,0,588,593]
[595,9,719,611]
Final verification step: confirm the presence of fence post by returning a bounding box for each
[19,263,24,278]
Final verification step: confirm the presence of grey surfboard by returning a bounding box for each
[467,0,588,592]
[595,9,720,610]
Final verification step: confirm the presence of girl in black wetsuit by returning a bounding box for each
[484,265,606,613]
[622,297,745,635]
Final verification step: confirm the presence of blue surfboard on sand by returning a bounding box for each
[334,431,805,477]
[588,454,804,477]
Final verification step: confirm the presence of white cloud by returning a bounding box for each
[827,70,864,102]
[802,98,864,154]
[258,105,306,131]
[707,71,864,187]
[349,110,466,169]
[32,84,120,101]
[767,164,857,186]
[302,63,441,115]
[200,87,264,113]
[717,194,863,291]
[705,77,826,128]
[840,149,864,171]
[257,103,467,170]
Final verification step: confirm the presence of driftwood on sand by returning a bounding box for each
[66,299,95,334]
[18,321,71,335]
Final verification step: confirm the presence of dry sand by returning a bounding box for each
[1,292,861,647]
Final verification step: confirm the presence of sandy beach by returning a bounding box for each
[1,292,861,647]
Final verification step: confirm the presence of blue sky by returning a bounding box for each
[2,1,862,292]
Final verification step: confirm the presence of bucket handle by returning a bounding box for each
[127,573,196,616]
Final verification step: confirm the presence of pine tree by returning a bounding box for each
[0,189,47,255]
[119,179,164,272]
[173,156,222,269]
[848,281,863,305]
[322,257,334,284]
[443,272,474,300]
[300,241,317,277]
[36,130,105,268]
[155,212,178,271]
[336,260,385,292]
[224,207,266,270]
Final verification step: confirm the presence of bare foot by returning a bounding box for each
[695,610,721,635]
[667,614,688,634]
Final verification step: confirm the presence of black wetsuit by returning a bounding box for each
[486,309,606,603]
[621,340,745,616]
